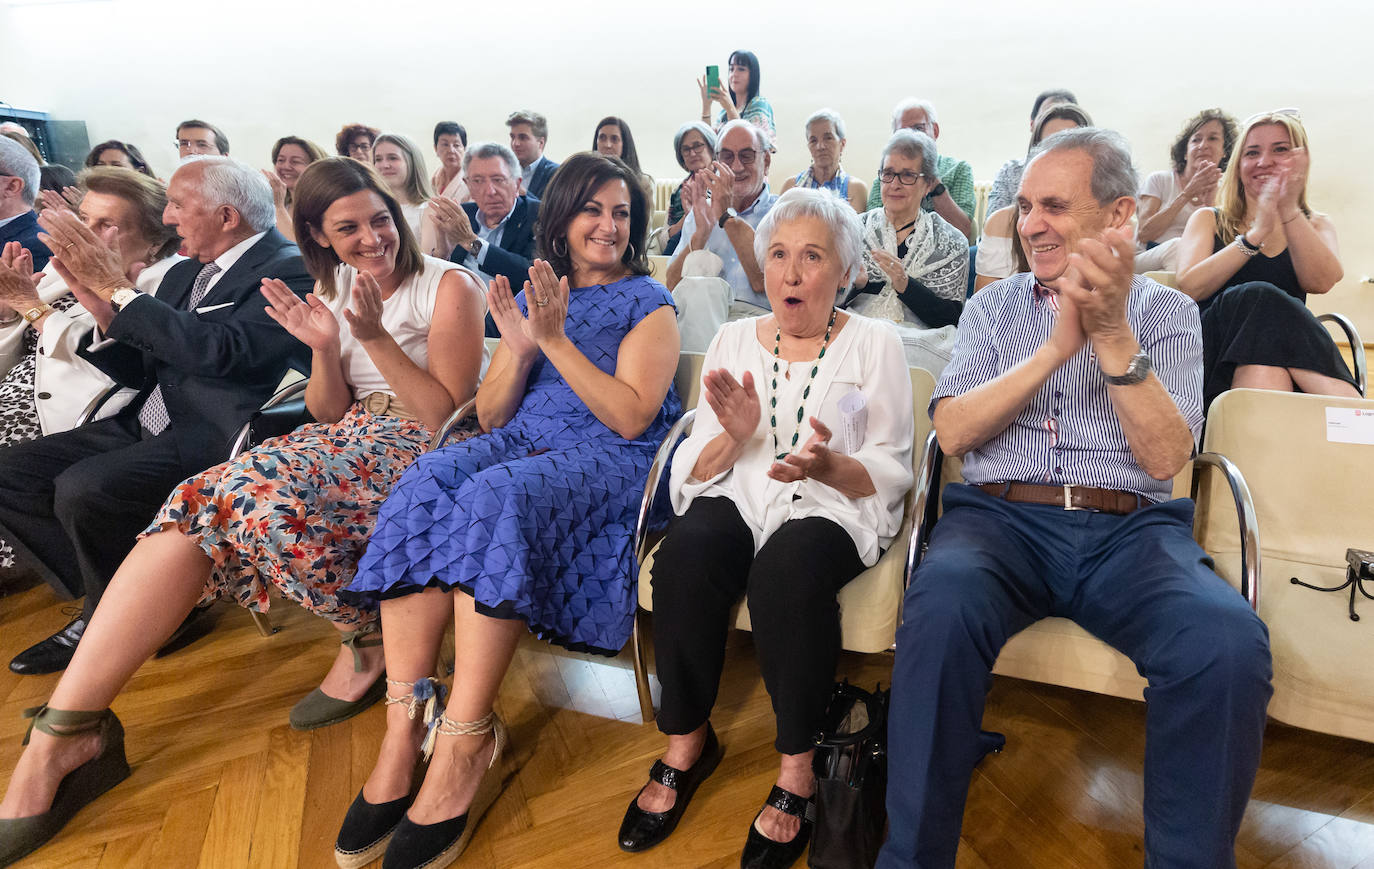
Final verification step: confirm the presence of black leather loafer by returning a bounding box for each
[618,723,723,852]
[739,785,815,869]
[9,613,86,675]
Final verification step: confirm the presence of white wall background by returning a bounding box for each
[3,0,1372,292]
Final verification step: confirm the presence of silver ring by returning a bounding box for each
[534,298,549,307]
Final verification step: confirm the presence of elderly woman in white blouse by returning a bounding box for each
[617,188,914,869]
[844,129,967,376]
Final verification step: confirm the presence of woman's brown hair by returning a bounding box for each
[535,152,650,282]
[1169,108,1239,175]
[290,158,423,300]
[78,167,179,261]
[334,123,380,157]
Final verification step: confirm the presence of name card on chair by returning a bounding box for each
[1326,407,1374,445]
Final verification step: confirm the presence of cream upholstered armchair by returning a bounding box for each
[904,418,1260,703]
[1198,388,1374,743]
[628,353,937,723]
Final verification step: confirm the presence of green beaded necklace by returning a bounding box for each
[769,307,838,461]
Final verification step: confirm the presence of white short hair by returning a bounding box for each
[804,109,845,140]
[178,156,276,232]
[0,136,40,206]
[717,118,770,153]
[890,97,939,131]
[463,142,520,181]
[753,187,864,288]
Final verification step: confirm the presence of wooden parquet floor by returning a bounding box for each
[3,577,1374,869]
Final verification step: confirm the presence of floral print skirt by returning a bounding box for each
[144,403,435,628]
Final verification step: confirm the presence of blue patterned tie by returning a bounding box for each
[137,261,221,436]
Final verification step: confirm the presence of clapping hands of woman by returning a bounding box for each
[487,260,569,361]
[261,279,339,352]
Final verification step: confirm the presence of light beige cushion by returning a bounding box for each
[1200,388,1374,743]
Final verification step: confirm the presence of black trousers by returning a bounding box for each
[0,414,193,614]
[652,496,867,754]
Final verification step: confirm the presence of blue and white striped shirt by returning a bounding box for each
[932,272,1204,502]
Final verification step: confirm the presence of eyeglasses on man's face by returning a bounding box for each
[718,148,757,166]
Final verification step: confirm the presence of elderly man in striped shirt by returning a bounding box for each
[878,128,1273,869]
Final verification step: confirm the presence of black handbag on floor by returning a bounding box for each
[809,679,889,869]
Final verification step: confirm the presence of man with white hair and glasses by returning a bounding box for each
[666,119,777,351]
[0,156,313,676]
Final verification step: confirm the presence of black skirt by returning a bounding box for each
[1201,281,1356,408]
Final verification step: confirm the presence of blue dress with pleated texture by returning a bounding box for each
[345,275,680,654]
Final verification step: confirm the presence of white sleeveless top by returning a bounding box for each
[327,255,470,398]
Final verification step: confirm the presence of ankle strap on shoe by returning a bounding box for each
[422,710,498,762]
[384,676,445,724]
[765,785,816,824]
[340,626,383,673]
[21,705,109,746]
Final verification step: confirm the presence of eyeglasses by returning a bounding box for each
[681,142,710,155]
[718,148,757,166]
[174,139,216,151]
[1242,107,1302,126]
[879,169,926,186]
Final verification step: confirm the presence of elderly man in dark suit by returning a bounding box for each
[0,156,312,674]
[0,136,51,273]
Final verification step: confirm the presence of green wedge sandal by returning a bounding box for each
[0,706,131,867]
[289,626,387,730]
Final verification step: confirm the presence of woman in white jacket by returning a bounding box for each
[0,167,181,567]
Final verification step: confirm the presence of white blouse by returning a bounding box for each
[327,255,486,398]
[670,313,915,566]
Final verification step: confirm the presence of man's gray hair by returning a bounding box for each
[1027,127,1138,204]
[890,97,939,132]
[463,142,520,181]
[753,188,865,288]
[717,118,770,154]
[880,129,939,180]
[180,156,276,232]
[804,108,846,140]
[0,136,39,206]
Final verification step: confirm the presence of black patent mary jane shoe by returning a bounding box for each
[739,785,815,869]
[618,723,723,852]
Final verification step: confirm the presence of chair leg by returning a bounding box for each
[631,609,655,724]
[250,609,277,637]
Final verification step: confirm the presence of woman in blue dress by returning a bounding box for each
[333,152,682,869]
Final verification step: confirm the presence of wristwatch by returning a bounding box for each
[928,183,947,199]
[109,287,143,312]
[467,239,482,259]
[1102,351,1152,386]
[21,303,53,324]
[718,207,738,229]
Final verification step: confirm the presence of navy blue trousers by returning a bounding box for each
[877,484,1272,869]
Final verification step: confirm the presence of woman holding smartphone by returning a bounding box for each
[698,50,775,145]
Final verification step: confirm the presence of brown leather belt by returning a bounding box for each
[975,482,1144,515]
[360,392,416,420]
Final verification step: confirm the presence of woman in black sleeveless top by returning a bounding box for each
[1176,110,1358,408]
